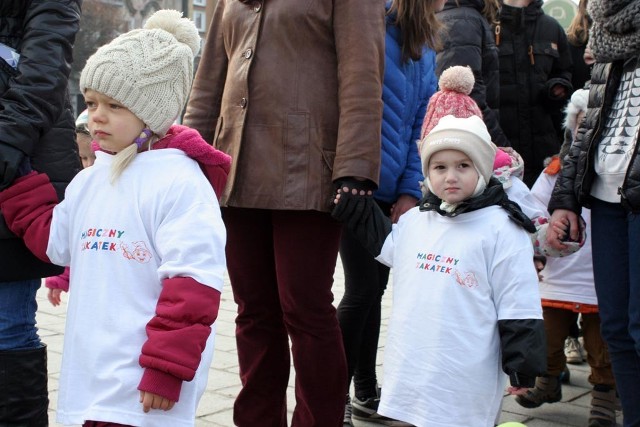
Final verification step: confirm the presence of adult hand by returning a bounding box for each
[546,209,580,251]
[550,84,567,99]
[0,144,29,190]
[139,390,175,413]
[390,194,418,223]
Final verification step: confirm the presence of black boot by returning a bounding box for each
[0,345,49,426]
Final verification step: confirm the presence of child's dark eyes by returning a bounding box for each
[85,101,95,109]
[109,103,123,110]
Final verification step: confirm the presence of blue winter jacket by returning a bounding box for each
[376,13,437,203]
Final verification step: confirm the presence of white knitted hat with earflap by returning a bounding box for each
[79,10,200,136]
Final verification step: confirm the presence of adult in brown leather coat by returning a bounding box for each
[183,1,385,425]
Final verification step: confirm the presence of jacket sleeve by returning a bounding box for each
[543,23,573,96]
[0,0,80,157]
[436,11,510,147]
[330,0,385,186]
[398,53,435,199]
[138,277,221,402]
[547,122,587,214]
[45,266,70,292]
[498,319,547,388]
[183,0,229,143]
[0,172,56,262]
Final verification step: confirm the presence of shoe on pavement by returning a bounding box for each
[588,386,617,427]
[515,376,562,409]
[565,337,586,364]
[352,394,414,426]
[344,394,354,427]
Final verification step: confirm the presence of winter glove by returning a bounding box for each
[0,143,30,190]
[332,179,391,258]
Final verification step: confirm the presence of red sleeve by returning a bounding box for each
[138,277,221,401]
[0,172,57,262]
[200,163,229,201]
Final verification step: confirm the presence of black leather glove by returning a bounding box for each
[0,143,30,190]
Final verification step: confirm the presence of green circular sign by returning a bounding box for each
[543,0,578,30]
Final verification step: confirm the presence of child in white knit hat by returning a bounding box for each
[332,70,546,427]
[0,10,231,427]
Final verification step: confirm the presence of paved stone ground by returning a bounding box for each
[37,258,622,426]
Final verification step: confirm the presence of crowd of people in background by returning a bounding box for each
[1,0,639,426]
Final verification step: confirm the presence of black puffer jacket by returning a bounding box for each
[0,0,82,280]
[548,59,640,214]
[497,0,572,187]
[436,0,510,147]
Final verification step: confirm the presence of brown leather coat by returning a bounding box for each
[184,0,385,211]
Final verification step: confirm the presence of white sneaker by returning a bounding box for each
[565,337,586,364]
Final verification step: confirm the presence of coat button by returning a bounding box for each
[253,2,262,12]
[240,97,247,108]
[244,48,253,59]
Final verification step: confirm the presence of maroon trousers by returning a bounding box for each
[222,208,347,427]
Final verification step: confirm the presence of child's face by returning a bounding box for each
[76,132,95,168]
[84,89,145,154]
[428,149,479,204]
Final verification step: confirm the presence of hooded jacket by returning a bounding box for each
[548,59,640,214]
[436,0,510,147]
[497,0,572,186]
[0,0,82,280]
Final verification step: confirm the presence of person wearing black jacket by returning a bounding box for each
[0,1,81,425]
[435,0,511,147]
[496,0,573,187]
[547,0,640,421]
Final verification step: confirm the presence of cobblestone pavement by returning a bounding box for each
[37,258,622,426]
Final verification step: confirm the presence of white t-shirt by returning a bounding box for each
[375,206,542,427]
[48,149,226,427]
[530,172,597,305]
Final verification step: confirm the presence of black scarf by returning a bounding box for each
[418,178,536,233]
[588,0,640,62]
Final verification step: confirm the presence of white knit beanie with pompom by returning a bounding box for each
[79,10,200,135]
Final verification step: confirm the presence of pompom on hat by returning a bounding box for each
[80,10,200,136]
[420,66,482,139]
[418,66,496,184]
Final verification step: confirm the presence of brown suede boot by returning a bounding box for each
[515,375,562,409]
[588,386,617,427]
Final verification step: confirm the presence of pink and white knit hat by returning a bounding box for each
[420,66,483,139]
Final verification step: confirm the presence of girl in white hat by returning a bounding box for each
[0,10,231,427]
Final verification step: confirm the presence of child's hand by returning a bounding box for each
[139,390,175,413]
[47,288,64,306]
[390,195,418,224]
[507,386,529,396]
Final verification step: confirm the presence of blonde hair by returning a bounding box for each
[566,0,590,46]
[110,143,138,184]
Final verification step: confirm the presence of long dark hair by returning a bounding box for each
[388,0,442,63]
[566,0,590,46]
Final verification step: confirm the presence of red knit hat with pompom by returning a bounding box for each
[420,66,482,139]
